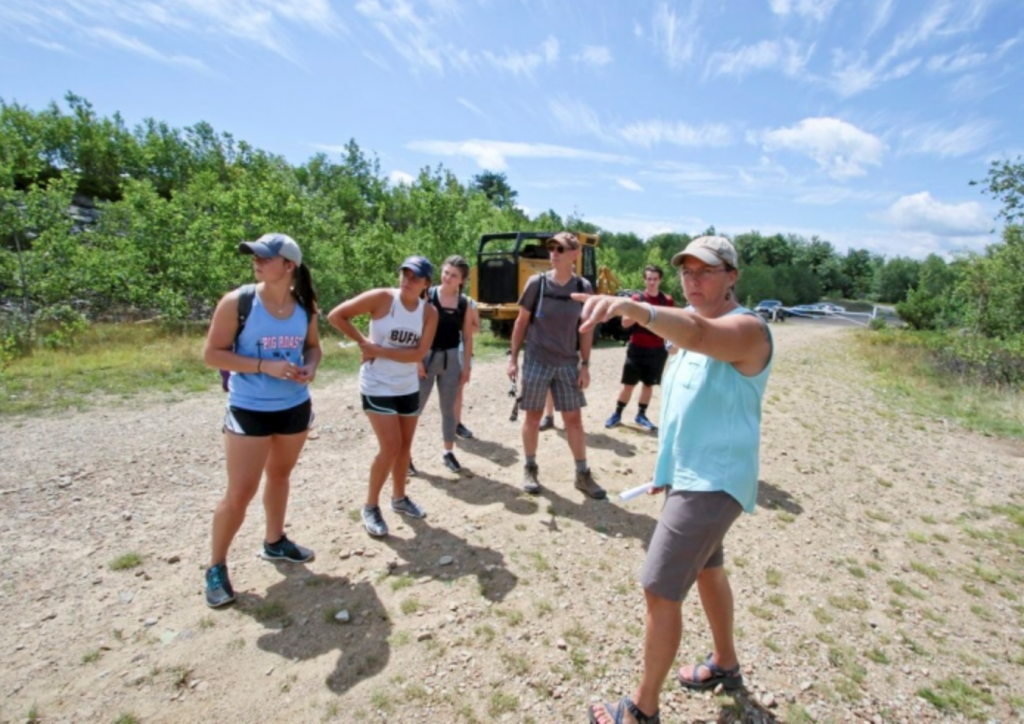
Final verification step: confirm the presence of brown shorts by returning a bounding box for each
[640,490,742,602]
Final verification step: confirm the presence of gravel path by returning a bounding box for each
[2,322,1023,723]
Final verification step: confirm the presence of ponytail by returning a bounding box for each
[292,263,319,317]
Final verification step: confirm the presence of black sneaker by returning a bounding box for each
[443,451,462,472]
[205,562,236,608]
[260,534,315,563]
[455,423,474,439]
[523,463,541,494]
[408,461,418,477]
[538,415,555,432]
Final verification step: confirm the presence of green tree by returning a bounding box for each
[470,171,518,209]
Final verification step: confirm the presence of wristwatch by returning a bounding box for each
[580,360,590,367]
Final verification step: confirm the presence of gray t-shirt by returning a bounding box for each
[518,272,594,367]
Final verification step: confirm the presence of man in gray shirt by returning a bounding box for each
[507,231,606,499]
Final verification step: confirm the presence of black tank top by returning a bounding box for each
[430,287,465,350]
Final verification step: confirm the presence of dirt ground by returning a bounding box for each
[2,322,1023,723]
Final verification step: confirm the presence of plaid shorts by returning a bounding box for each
[519,359,586,412]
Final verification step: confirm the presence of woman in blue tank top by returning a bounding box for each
[201,233,322,610]
[576,236,773,724]
[328,256,439,539]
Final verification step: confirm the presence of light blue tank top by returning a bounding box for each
[652,308,772,513]
[227,292,311,412]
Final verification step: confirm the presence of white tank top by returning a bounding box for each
[359,289,425,396]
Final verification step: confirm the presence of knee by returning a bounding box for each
[562,411,583,429]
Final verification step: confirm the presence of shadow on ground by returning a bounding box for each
[239,565,391,695]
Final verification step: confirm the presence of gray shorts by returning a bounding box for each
[519,359,586,412]
[640,490,742,602]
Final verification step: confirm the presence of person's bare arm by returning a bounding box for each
[575,294,771,374]
[327,289,392,344]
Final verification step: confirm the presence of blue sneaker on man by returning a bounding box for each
[604,410,622,429]
[635,413,657,432]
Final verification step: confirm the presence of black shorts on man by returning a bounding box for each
[621,344,669,387]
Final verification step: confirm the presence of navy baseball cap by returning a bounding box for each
[239,233,302,266]
[399,255,434,280]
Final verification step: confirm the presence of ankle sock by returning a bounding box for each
[615,401,626,414]
[526,455,537,466]
[575,459,588,473]
[638,403,649,415]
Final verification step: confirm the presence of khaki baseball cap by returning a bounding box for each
[671,235,738,269]
[545,231,580,250]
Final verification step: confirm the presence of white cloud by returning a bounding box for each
[0,0,343,64]
[84,26,208,71]
[619,120,732,148]
[650,1,698,71]
[899,120,994,158]
[27,36,72,53]
[705,38,812,79]
[754,117,884,179]
[882,192,991,236]
[389,170,414,186]
[768,0,840,22]
[406,139,632,171]
[483,36,559,78]
[926,46,987,73]
[617,178,644,192]
[865,0,895,39]
[456,97,486,118]
[547,98,611,141]
[574,44,612,67]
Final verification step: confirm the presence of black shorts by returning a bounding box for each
[361,392,421,416]
[621,344,669,387]
[224,399,313,437]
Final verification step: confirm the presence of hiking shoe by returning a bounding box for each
[455,423,474,439]
[361,505,389,538]
[443,451,462,472]
[605,410,622,429]
[539,415,555,432]
[575,468,607,500]
[390,495,426,519]
[408,461,418,477]
[635,413,657,432]
[205,563,236,608]
[260,534,315,563]
[522,463,541,494]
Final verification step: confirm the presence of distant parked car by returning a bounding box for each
[754,300,786,320]
[817,302,846,314]
[790,304,825,316]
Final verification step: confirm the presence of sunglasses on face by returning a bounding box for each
[547,245,569,254]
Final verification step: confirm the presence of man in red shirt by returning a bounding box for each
[605,265,675,431]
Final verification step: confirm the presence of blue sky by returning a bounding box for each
[2,0,1023,260]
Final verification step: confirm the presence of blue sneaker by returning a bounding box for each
[205,563,235,608]
[635,413,657,432]
[260,534,314,563]
[605,410,622,429]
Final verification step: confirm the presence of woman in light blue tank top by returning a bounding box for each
[201,233,322,610]
[577,237,773,724]
[328,256,439,540]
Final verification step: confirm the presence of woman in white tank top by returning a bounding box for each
[328,256,439,539]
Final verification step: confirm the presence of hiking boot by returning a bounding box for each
[605,410,622,429]
[390,495,427,519]
[443,451,462,473]
[205,562,236,608]
[260,534,315,563]
[455,422,474,439]
[635,413,657,432]
[361,504,389,538]
[575,468,607,500]
[408,461,418,477]
[539,415,555,432]
[522,462,541,494]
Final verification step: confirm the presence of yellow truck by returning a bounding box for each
[468,231,621,337]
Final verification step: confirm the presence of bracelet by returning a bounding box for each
[645,303,657,327]
[256,359,262,374]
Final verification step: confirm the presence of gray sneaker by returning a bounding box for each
[574,468,607,499]
[390,495,426,519]
[361,505,389,538]
[522,462,541,494]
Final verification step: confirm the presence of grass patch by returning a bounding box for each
[765,567,783,587]
[108,552,143,571]
[113,715,140,724]
[828,594,869,612]
[812,607,834,624]
[81,649,101,664]
[250,600,289,623]
[400,597,420,615]
[390,574,415,591]
[488,691,519,717]
[918,677,995,718]
[911,561,940,580]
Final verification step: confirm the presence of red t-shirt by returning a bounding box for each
[629,291,675,348]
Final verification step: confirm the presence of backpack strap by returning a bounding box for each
[529,273,547,324]
[233,284,257,351]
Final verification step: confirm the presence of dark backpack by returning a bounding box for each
[219,284,311,392]
[429,285,469,322]
[527,273,587,350]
